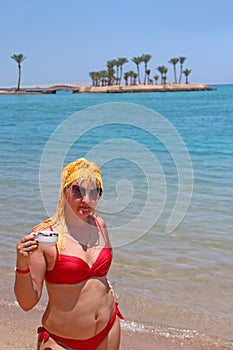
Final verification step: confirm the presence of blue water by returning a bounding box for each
[0,85,233,346]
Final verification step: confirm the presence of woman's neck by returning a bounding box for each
[64,202,89,227]
[63,204,99,249]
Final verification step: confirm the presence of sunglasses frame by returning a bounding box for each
[70,184,102,201]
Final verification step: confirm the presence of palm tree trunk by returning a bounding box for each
[144,63,147,85]
[116,66,119,84]
[174,66,177,83]
[137,65,141,84]
[120,66,123,85]
[17,63,21,90]
[179,64,183,84]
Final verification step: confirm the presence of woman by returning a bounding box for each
[14,158,123,350]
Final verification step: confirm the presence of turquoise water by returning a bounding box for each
[0,85,232,347]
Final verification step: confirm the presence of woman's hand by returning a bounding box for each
[16,233,38,269]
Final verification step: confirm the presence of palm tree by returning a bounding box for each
[132,72,137,85]
[108,68,115,85]
[178,56,187,84]
[90,71,101,86]
[106,59,117,85]
[141,54,152,84]
[128,71,136,85]
[132,56,143,84]
[157,65,165,84]
[115,60,121,84]
[168,58,179,83]
[11,53,26,90]
[99,70,108,86]
[146,69,151,84]
[89,71,96,86]
[153,75,159,85]
[117,57,128,85]
[183,69,191,84]
[157,66,168,85]
[163,67,168,85]
[124,72,130,86]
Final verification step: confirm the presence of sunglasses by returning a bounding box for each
[71,185,102,201]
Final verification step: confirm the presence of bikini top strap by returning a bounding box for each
[55,243,59,255]
[94,216,107,245]
[49,226,60,256]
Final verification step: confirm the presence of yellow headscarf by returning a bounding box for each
[32,158,103,250]
[62,158,103,189]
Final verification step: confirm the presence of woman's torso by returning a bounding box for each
[41,217,115,339]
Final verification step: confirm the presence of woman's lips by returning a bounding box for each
[79,205,90,210]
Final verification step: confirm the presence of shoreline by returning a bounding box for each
[75,83,216,94]
[0,304,231,350]
[0,83,216,95]
[0,89,55,95]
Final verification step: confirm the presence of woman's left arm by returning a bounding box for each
[14,246,46,311]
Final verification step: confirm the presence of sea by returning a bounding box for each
[0,85,232,348]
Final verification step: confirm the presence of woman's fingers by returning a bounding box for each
[17,233,38,256]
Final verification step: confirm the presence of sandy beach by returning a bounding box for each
[0,304,230,350]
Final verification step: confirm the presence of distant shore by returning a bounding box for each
[0,88,55,95]
[75,83,216,94]
[0,83,216,95]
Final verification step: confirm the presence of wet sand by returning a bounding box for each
[0,305,230,350]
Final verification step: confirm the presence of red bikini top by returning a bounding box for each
[45,218,112,285]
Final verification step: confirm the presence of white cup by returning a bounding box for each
[36,231,58,247]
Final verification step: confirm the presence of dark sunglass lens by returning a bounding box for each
[89,188,98,200]
[72,185,82,198]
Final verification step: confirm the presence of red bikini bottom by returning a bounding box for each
[37,302,124,350]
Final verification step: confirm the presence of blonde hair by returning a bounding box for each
[32,158,103,250]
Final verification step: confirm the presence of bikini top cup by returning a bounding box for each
[45,218,112,285]
[45,246,112,284]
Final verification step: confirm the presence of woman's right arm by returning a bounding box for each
[14,233,46,311]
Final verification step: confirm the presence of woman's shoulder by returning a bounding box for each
[94,215,107,228]
[94,215,111,247]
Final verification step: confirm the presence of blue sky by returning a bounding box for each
[1,0,233,86]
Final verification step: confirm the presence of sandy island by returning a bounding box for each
[0,83,216,95]
[74,83,215,93]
